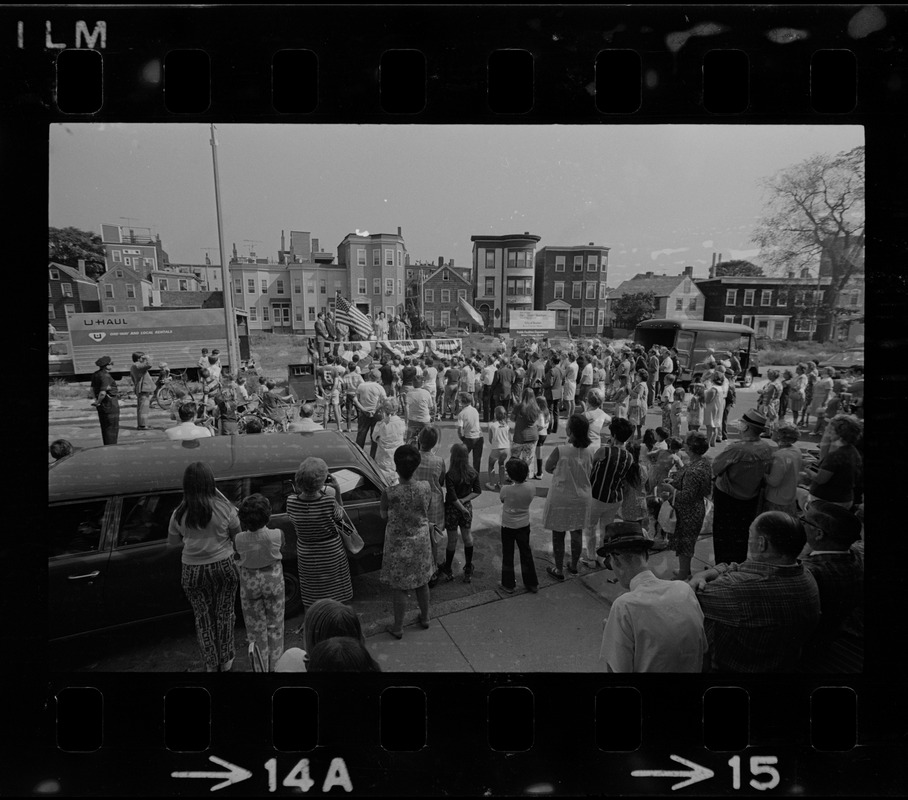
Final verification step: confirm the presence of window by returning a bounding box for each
[587,255,598,271]
[373,278,381,295]
[126,284,136,298]
[357,249,367,266]
[586,281,596,300]
[308,306,315,321]
[293,279,301,294]
[812,290,824,304]
[850,291,860,307]
[49,283,52,297]
[358,278,367,294]
[573,255,583,271]
[743,289,755,306]
[601,257,608,273]
[385,249,394,266]
[385,278,394,295]
[373,250,380,267]
[777,292,787,307]
[425,311,435,327]
[262,307,270,322]
[397,251,402,267]
[385,305,394,317]
[64,304,75,316]
[48,304,56,319]
[443,271,449,281]
[572,282,581,299]
[320,279,326,294]
[688,297,697,311]
[556,309,567,328]
[48,499,108,558]
[724,315,736,323]
[104,284,114,299]
[179,279,188,291]
[555,255,565,272]
[259,279,266,294]
[597,309,605,328]
[599,283,607,300]
[49,268,60,280]
[725,289,738,306]
[112,250,122,263]
[247,278,255,293]
[144,258,153,268]
[234,278,242,293]
[425,289,435,303]
[406,270,414,280]
[306,280,315,294]
[440,310,450,327]
[653,297,660,311]
[507,278,531,296]
[554,282,564,299]
[761,289,772,306]
[441,289,451,303]
[127,305,137,313]
[61,283,73,297]
[584,309,595,326]
[676,298,684,311]
[295,309,303,322]
[741,315,753,327]
[398,279,402,295]
[795,317,817,333]
[249,306,257,321]
[160,279,168,291]
[571,308,581,326]
[123,258,131,267]
[107,305,116,313]
[484,277,495,296]
[458,290,467,301]
[485,250,495,268]
[276,280,285,294]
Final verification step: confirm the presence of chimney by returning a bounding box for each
[77,258,86,277]
[281,230,285,252]
[708,264,716,279]
[718,252,722,263]
[589,242,594,246]
[787,270,795,279]
[312,238,319,255]
[232,242,237,259]
[683,265,694,278]
[645,271,654,278]
[438,256,444,267]
[397,226,402,237]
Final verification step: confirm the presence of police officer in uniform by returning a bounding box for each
[91,355,120,445]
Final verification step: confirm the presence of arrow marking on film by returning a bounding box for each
[631,754,714,791]
[172,755,253,792]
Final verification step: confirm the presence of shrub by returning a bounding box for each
[48,378,93,400]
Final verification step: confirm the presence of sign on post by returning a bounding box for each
[506,310,556,331]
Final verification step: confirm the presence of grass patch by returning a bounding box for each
[755,340,845,366]
[48,378,92,401]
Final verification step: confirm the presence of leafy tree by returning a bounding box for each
[752,145,864,341]
[612,290,656,329]
[715,259,763,277]
[48,226,106,280]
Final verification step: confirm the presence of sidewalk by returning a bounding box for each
[363,534,715,672]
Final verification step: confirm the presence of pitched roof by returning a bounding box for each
[99,261,144,283]
[609,275,689,299]
[423,265,471,285]
[49,262,97,286]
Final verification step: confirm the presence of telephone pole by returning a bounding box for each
[210,124,241,371]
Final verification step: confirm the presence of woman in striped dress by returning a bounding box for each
[286,457,353,610]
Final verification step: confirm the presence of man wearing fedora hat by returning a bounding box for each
[711,408,775,564]
[90,355,120,445]
[597,521,707,673]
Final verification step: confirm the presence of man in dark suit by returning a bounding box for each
[491,360,515,413]
[314,312,330,364]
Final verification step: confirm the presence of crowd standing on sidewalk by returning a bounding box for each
[76,333,864,674]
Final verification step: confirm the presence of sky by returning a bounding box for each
[49,123,863,287]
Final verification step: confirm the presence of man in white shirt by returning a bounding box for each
[405,375,435,443]
[481,356,497,422]
[354,372,388,458]
[166,402,214,440]
[598,521,707,673]
[287,402,324,432]
[422,359,438,412]
[456,392,484,472]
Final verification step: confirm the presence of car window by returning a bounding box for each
[247,474,292,514]
[333,468,382,502]
[676,331,695,356]
[117,493,183,547]
[49,501,108,558]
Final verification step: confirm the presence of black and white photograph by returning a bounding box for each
[47,122,865,674]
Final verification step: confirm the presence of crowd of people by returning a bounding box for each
[74,336,866,674]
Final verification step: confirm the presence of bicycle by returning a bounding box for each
[238,396,299,434]
[153,369,195,411]
[312,388,352,427]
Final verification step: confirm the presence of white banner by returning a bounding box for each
[507,310,555,331]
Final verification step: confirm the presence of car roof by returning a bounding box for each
[49,431,377,503]
[635,319,756,335]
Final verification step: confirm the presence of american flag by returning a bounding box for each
[334,294,374,339]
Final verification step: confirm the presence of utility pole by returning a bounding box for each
[209,124,241,372]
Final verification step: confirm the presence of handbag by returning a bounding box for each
[657,500,677,534]
[336,509,364,554]
[429,524,443,546]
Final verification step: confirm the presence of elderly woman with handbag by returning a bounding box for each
[286,457,353,611]
[380,444,435,639]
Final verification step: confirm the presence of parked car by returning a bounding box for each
[819,347,864,371]
[47,431,389,641]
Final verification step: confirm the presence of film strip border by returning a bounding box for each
[24,677,899,795]
[4,6,906,119]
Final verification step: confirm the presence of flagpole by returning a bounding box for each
[210,124,241,373]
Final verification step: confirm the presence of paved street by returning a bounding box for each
[48,371,819,672]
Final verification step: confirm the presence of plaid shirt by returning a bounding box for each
[697,560,820,673]
[802,551,863,643]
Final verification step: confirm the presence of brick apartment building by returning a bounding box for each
[470,232,541,333]
[535,243,611,336]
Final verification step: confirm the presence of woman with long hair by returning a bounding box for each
[510,388,541,472]
[440,442,483,583]
[167,462,241,672]
[542,414,593,580]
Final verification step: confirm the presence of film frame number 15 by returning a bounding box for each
[728,755,781,791]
